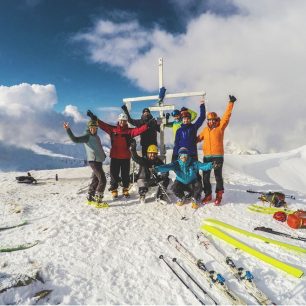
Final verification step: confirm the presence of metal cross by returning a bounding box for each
[123,58,205,161]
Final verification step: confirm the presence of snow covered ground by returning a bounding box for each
[0,147,305,305]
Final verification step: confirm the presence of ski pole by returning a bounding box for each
[159,255,205,305]
[151,171,188,221]
[246,190,295,199]
[254,227,306,242]
[172,258,218,305]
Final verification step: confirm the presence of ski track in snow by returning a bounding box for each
[0,148,306,305]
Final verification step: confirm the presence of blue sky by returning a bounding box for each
[0,0,306,153]
[0,0,236,113]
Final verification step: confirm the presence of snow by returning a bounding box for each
[0,147,306,305]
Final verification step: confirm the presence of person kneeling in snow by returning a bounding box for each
[63,120,107,207]
[130,139,169,204]
[155,147,213,209]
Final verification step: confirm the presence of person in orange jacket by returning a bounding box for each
[197,95,237,205]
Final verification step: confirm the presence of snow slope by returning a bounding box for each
[0,147,305,305]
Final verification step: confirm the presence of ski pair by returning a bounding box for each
[167,235,246,305]
[159,255,217,305]
[248,204,294,215]
[197,232,274,305]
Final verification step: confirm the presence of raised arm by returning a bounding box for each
[130,139,146,165]
[194,102,206,130]
[220,95,236,130]
[121,104,143,127]
[187,108,198,122]
[155,162,177,173]
[87,109,114,135]
[63,122,89,143]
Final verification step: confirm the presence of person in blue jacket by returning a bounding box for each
[172,98,206,161]
[155,147,212,209]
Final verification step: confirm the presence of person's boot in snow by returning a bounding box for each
[202,194,212,204]
[191,198,200,209]
[122,187,130,197]
[176,198,184,206]
[139,195,146,204]
[111,189,118,199]
[214,191,223,206]
[94,193,109,208]
[87,193,95,204]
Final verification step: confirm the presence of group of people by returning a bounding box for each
[63,94,237,208]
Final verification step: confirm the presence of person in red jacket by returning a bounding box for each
[87,110,151,198]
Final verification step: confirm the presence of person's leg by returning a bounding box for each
[121,159,131,196]
[189,179,203,201]
[202,157,212,196]
[91,162,106,196]
[137,179,149,196]
[214,157,224,193]
[171,180,186,199]
[87,162,98,200]
[110,158,120,191]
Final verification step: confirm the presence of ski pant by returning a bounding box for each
[137,177,170,197]
[88,161,106,196]
[171,179,202,201]
[110,158,130,190]
[202,156,224,195]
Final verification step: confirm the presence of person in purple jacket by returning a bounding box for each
[172,98,206,161]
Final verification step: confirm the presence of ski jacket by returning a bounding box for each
[66,128,106,162]
[173,103,206,157]
[198,102,234,157]
[131,147,168,180]
[125,112,160,147]
[156,158,212,185]
[97,119,148,159]
[165,108,197,139]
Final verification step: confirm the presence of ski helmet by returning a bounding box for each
[207,112,219,120]
[171,109,180,117]
[273,211,287,222]
[181,111,191,119]
[87,120,98,127]
[118,113,128,121]
[147,144,158,154]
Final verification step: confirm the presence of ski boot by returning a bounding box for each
[202,194,212,205]
[86,193,95,205]
[157,194,168,205]
[191,198,200,209]
[122,187,130,198]
[184,192,192,201]
[214,191,223,206]
[111,189,118,199]
[176,198,184,206]
[94,194,109,208]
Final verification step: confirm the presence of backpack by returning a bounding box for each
[258,192,286,207]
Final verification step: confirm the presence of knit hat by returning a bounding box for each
[87,120,98,127]
[142,108,151,114]
[178,147,189,155]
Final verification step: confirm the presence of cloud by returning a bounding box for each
[0,83,86,149]
[74,0,306,152]
[63,105,86,123]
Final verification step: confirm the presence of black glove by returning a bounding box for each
[147,118,157,129]
[229,95,237,103]
[121,104,129,114]
[87,110,97,121]
[130,138,136,150]
[165,113,170,120]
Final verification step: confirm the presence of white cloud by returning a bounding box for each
[63,105,86,123]
[75,0,306,152]
[0,83,86,149]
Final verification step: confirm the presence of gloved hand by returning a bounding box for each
[165,113,170,120]
[229,95,237,103]
[147,118,157,129]
[87,110,98,121]
[130,138,136,150]
[121,104,129,114]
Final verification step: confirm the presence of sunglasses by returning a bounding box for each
[179,154,188,158]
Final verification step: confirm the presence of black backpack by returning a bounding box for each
[258,192,286,207]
